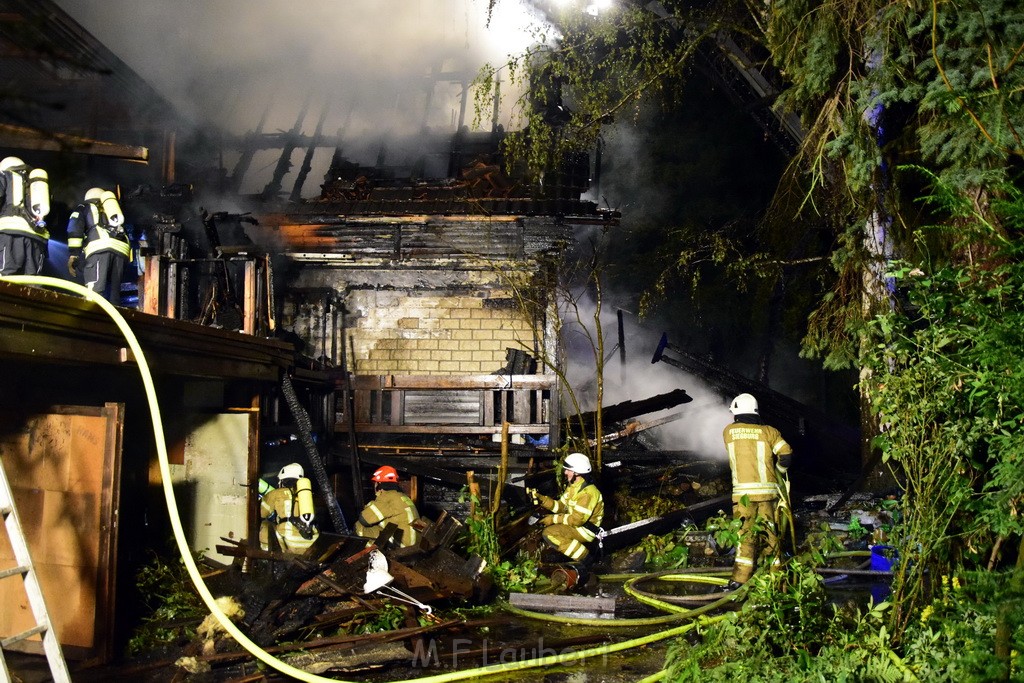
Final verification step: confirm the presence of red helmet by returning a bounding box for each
[371,466,399,483]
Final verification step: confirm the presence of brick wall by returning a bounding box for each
[347,290,539,375]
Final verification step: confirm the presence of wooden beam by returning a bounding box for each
[0,123,149,161]
[509,592,616,614]
[348,374,554,390]
[0,279,295,381]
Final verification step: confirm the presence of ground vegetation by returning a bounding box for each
[482,0,1024,678]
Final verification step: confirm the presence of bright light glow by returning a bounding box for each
[484,0,542,57]
[586,0,614,15]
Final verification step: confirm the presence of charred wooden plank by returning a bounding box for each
[570,389,693,432]
[509,592,616,614]
[0,279,296,381]
[601,495,731,552]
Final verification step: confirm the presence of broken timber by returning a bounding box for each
[570,388,693,434]
[601,495,730,553]
[509,592,616,616]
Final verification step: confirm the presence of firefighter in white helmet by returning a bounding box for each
[258,462,320,554]
[0,156,50,276]
[527,452,604,565]
[66,187,129,304]
[722,393,792,587]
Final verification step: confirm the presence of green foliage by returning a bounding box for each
[458,486,540,594]
[862,187,1024,630]
[355,601,405,634]
[802,521,847,563]
[490,551,541,593]
[126,550,207,656]
[614,485,681,523]
[846,516,869,542]
[899,570,1024,682]
[459,487,503,571]
[703,510,742,550]
[637,529,692,570]
[664,561,905,682]
[476,3,723,183]
[661,559,1024,680]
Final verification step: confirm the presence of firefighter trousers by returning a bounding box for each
[0,233,45,275]
[541,523,593,562]
[82,251,127,305]
[732,497,781,583]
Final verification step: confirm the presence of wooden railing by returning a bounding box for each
[335,374,555,436]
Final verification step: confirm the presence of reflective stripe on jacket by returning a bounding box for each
[543,478,604,542]
[357,488,421,547]
[0,166,48,240]
[67,201,130,257]
[723,421,792,501]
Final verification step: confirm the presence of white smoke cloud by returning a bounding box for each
[560,290,730,461]
[54,0,545,194]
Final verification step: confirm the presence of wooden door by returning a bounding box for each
[0,403,123,663]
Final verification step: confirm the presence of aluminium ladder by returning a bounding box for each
[0,456,71,683]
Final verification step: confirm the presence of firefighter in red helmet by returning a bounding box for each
[354,466,421,548]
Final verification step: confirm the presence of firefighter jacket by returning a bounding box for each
[538,477,604,542]
[355,487,421,548]
[67,199,130,259]
[723,420,793,502]
[260,483,319,552]
[0,163,48,241]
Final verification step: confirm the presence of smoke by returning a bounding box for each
[561,290,730,462]
[53,0,545,195]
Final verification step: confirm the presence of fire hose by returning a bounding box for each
[4,275,732,683]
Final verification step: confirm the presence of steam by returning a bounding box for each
[54,0,545,195]
[561,292,730,461]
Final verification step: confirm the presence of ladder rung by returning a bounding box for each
[0,565,29,580]
[1,623,47,648]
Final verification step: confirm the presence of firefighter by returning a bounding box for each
[66,187,130,304]
[258,462,320,554]
[0,156,50,276]
[723,393,793,587]
[355,466,421,548]
[528,452,605,565]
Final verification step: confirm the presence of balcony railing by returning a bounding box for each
[335,374,554,436]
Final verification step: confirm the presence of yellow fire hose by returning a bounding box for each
[4,275,735,682]
[777,472,797,554]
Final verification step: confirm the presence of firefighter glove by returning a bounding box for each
[526,487,540,505]
[540,515,555,526]
[67,254,79,276]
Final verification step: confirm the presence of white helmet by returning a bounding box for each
[563,452,592,474]
[278,462,304,482]
[730,393,759,415]
[85,187,105,201]
[0,156,25,172]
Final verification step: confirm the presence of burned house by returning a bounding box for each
[0,0,620,667]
